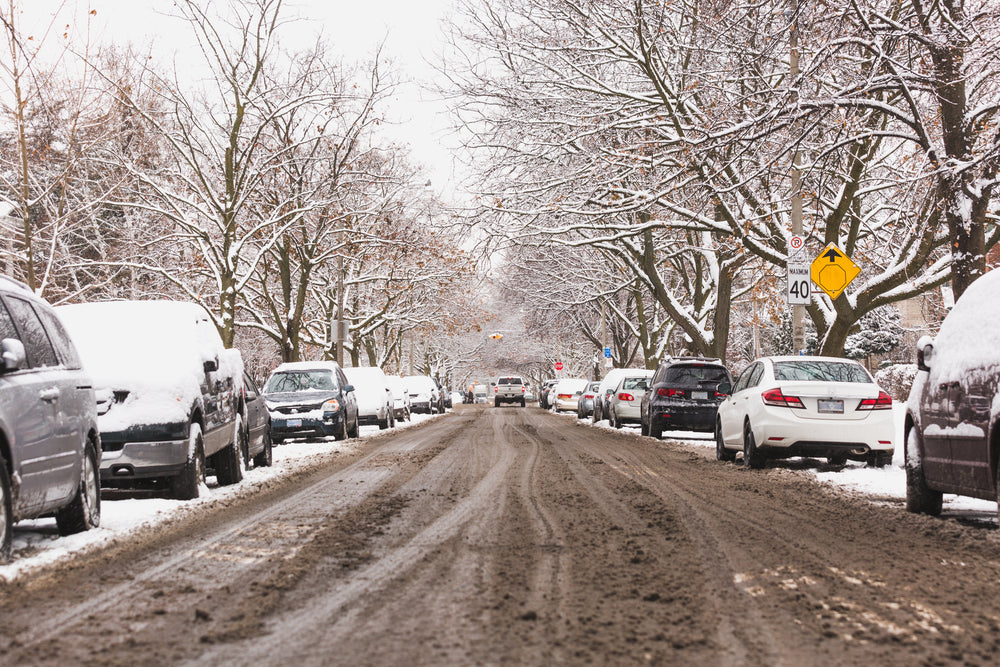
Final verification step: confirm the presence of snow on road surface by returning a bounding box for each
[0,414,439,582]
[5,404,995,581]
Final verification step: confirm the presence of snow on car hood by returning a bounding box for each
[56,300,242,429]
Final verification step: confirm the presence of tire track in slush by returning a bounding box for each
[191,409,520,665]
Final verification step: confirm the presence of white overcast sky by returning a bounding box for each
[22,0,462,195]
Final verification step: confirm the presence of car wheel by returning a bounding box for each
[336,413,350,440]
[0,456,11,562]
[494,398,500,408]
[866,451,891,468]
[56,439,101,536]
[348,414,360,439]
[521,398,526,408]
[612,410,622,429]
[171,423,206,500]
[253,428,273,467]
[592,405,600,423]
[715,421,736,462]
[649,416,663,440]
[640,414,650,436]
[742,421,765,469]
[389,408,396,428]
[378,413,389,430]
[905,427,942,515]
[827,454,848,467]
[272,436,284,445]
[214,416,244,486]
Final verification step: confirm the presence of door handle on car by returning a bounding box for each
[39,387,60,402]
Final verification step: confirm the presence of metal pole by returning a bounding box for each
[790,0,805,354]
[336,253,345,366]
[601,300,608,371]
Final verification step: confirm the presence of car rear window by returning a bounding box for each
[621,377,649,391]
[662,365,729,384]
[498,377,522,385]
[773,360,871,383]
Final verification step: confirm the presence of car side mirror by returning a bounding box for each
[203,358,219,373]
[0,338,26,372]
[343,384,355,393]
[916,336,934,372]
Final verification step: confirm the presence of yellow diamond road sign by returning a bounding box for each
[810,243,860,300]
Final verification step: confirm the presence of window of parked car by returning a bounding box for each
[621,377,648,391]
[0,299,18,341]
[773,360,870,383]
[4,296,59,368]
[35,307,82,368]
[265,370,339,393]
[662,364,729,385]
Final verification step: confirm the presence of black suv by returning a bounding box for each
[640,358,733,439]
[0,278,102,560]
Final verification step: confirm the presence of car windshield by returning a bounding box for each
[773,361,870,383]
[663,365,728,384]
[265,370,337,393]
[621,377,648,391]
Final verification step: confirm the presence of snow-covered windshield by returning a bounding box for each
[773,360,870,383]
[265,370,337,393]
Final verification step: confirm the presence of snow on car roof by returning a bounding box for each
[271,361,342,373]
[931,269,1000,385]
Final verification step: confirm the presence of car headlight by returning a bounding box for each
[323,398,341,412]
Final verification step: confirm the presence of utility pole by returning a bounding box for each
[601,300,608,374]
[790,0,805,354]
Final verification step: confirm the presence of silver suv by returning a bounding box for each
[0,278,101,561]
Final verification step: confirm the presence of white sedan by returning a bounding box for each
[716,356,894,469]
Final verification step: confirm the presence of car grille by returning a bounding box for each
[274,404,322,415]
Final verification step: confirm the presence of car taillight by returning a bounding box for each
[618,392,635,402]
[521,386,526,393]
[584,393,595,399]
[857,391,893,411]
[558,393,571,400]
[761,388,805,409]
[656,388,684,397]
[714,391,728,398]
[494,386,498,392]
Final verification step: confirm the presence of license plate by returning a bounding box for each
[287,418,302,427]
[817,399,844,414]
[692,391,708,400]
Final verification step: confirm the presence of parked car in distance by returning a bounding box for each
[59,300,245,500]
[386,375,412,422]
[641,358,732,439]
[473,383,489,404]
[343,366,394,430]
[0,278,101,560]
[593,368,632,423]
[405,375,441,414]
[550,378,588,412]
[240,371,272,468]
[263,361,359,443]
[904,269,1000,518]
[608,371,654,428]
[716,356,894,469]
[494,375,527,407]
[577,381,602,419]
[538,379,559,409]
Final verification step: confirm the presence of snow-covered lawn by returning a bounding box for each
[0,413,440,582]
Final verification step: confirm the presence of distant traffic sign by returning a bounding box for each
[604,347,611,358]
[810,243,860,300]
[554,361,564,371]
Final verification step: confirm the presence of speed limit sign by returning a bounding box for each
[787,262,810,305]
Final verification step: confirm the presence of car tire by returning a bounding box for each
[56,439,101,536]
[866,451,891,468]
[521,398,526,407]
[904,427,942,515]
[715,421,736,462]
[253,429,273,467]
[827,454,848,467]
[0,456,11,562]
[592,404,600,423]
[649,415,663,439]
[171,423,206,500]
[640,415,650,436]
[494,398,500,408]
[612,410,622,429]
[742,422,765,469]
[214,417,244,486]
[348,414,360,439]
[336,413,350,440]
[378,413,389,430]
[272,436,284,445]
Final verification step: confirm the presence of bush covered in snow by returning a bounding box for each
[875,363,918,401]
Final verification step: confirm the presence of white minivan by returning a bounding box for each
[343,366,395,430]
